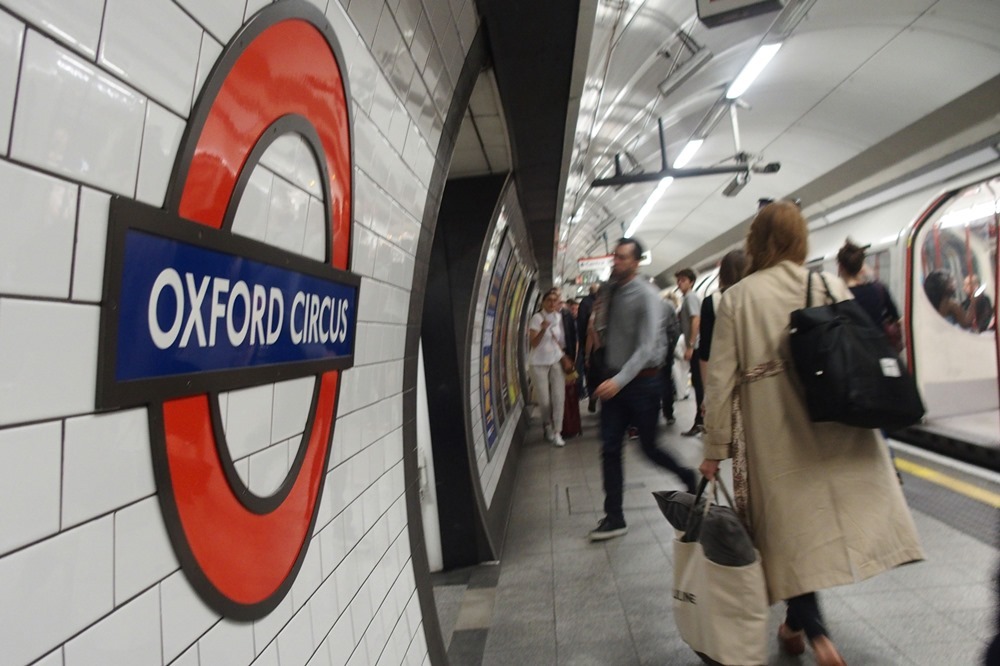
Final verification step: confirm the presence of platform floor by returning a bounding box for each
[433,394,1000,665]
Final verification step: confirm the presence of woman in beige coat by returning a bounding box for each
[699,202,924,666]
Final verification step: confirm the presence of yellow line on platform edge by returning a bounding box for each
[895,457,1000,508]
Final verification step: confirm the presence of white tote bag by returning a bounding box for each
[672,478,768,666]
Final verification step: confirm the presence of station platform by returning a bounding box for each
[433,395,999,665]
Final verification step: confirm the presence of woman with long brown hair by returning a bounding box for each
[698,201,924,665]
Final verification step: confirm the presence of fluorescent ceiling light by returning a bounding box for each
[658,47,713,99]
[673,139,703,169]
[625,177,673,238]
[726,43,782,99]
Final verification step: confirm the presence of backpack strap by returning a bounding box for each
[816,272,835,305]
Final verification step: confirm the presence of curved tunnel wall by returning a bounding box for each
[0,1,491,665]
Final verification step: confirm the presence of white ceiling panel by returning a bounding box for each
[552,0,1000,285]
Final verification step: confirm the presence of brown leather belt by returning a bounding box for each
[636,367,660,378]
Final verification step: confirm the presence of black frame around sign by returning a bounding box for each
[95,195,361,412]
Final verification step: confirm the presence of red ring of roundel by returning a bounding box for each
[153,5,352,619]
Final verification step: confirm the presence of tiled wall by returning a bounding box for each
[0,0,478,665]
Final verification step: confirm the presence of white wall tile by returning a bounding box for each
[62,408,154,528]
[0,299,99,426]
[99,0,200,116]
[223,383,274,460]
[252,643,278,666]
[245,0,272,23]
[160,570,220,664]
[232,168,273,243]
[0,160,78,298]
[114,496,179,605]
[198,618,255,666]
[64,587,161,666]
[309,575,339,646]
[351,225,379,279]
[173,645,200,666]
[252,594,292,657]
[290,537,323,611]
[0,518,113,666]
[303,0,329,16]
[71,188,110,302]
[1,0,103,59]
[260,134,302,184]
[325,613,355,665]
[307,641,333,666]
[194,31,223,104]
[347,0,381,48]
[387,104,409,155]
[12,32,145,195]
[456,1,477,51]
[248,438,290,497]
[290,137,323,199]
[319,514,348,577]
[271,376,315,443]
[266,176,310,255]
[276,604,316,666]
[0,421,61,555]
[32,649,65,666]
[0,12,24,153]
[136,101,184,207]
[174,0,244,44]
[302,195,327,261]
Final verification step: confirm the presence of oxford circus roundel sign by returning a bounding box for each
[95,3,357,620]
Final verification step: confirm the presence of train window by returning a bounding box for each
[919,176,999,333]
[866,250,891,284]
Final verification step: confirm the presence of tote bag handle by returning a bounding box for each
[682,475,738,539]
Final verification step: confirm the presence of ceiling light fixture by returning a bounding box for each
[625,177,673,238]
[725,42,782,99]
[657,47,713,99]
[673,139,703,169]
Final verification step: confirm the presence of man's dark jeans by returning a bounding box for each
[600,374,696,521]
[661,340,677,419]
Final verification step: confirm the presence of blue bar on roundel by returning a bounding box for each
[115,229,358,382]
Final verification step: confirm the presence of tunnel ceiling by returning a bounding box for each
[475,0,582,287]
[551,0,1000,286]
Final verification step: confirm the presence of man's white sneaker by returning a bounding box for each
[544,425,554,442]
[553,433,566,447]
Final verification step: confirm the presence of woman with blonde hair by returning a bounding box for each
[698,201,924,665]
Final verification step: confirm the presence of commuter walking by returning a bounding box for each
[697,249,746,407]
[590,238,698,541]
[529,289,568,447]
[675,268,704,436]
[836,239,902,346]
[577,284,598,402]
[699,201,924,666]
[660,295,681,425]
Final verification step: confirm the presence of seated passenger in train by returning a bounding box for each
[924,269,972,329]
[962,274,994,332]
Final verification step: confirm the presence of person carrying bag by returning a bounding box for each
[789,271,925,430]
[661,477,768,666]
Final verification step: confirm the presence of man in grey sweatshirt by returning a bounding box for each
[589,238,698,541]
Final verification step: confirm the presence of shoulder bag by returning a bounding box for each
[789,272,925,431]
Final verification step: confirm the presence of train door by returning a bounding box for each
[909,176,1000,433]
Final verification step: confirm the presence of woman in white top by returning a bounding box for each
[529,289,568,446]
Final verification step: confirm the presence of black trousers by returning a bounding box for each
[661,343,677,419]
[785,592,827,639]
[690,352,704,425]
